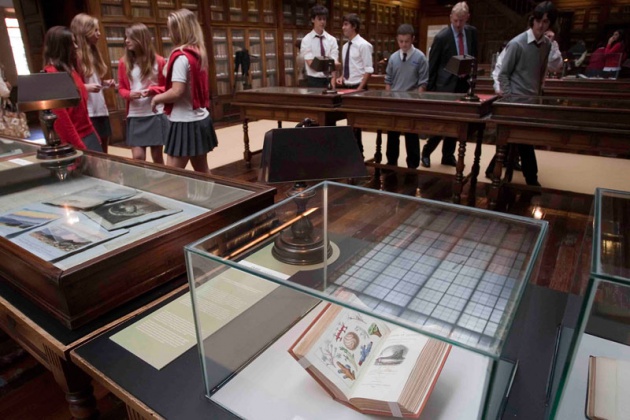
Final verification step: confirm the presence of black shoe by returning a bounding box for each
[514,161,522,171]
[421,156,431,168]
[441,156,457,166]
[526,179,541,187]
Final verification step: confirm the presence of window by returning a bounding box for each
[4,17,30,75]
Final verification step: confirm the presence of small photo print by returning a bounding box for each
[0,206,62,237]
[46,185,138,210]
[85,196,181,231]
[10,212,128,262]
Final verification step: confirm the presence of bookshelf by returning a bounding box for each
[88,0,421,128]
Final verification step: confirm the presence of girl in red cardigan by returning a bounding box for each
[150,8,218,173]
[603,29,625,79]
[118,23,169,163]
[43,26,101,152]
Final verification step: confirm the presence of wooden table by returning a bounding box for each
[543,77,630,99]
[338,90,497,204]
[488,95,630,209]
[0,279,184,419]
[232,87,348,167]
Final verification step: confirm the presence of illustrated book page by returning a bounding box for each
[290,303,451,417]
[586,356,630,420]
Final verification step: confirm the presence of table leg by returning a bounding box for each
[488,130,508,210]
[47,347,98,419]
[374,130,383,178]
[243,118,252,168]
[277,121,282,128]
[452,125,469,204]
[467,123,484,206]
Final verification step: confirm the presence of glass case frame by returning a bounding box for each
[550,188,630,419]
[0,143,275,329]
[185,181,548,419]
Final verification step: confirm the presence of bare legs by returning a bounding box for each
[166,154,210,173]
[131,146,165,164]
[101,136,109,154]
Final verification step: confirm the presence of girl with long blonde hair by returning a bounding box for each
[71,13,115,153]
[150,8,217,173]
[118,23,169,163]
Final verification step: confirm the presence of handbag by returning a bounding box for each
[0,98,30,139]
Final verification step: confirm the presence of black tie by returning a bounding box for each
[402,52,407,62]
[344,41,352,79]
[316,35,325,57]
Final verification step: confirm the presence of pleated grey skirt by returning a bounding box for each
[126,114,170,147]
[165,115,218,157]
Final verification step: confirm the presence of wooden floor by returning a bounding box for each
[0,154,594,419]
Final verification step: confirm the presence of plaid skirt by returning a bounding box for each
[126,114,170,147]
[165,115,218,157]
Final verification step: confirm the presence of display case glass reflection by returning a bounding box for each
[0,138,39,160]
[551,188,630,419]
[185,182,548,419]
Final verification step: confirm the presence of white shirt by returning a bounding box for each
[340,34,373,86]
[301,30,339,78]
[85,72,109,117]
[127,63,163,117]
[168,55,209,123]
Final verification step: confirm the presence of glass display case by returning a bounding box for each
[0,138,39,160]
[551,188,630,419]
[0,144,275,329]
[185,182,548,419]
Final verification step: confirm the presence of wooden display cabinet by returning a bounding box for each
[0,146,275,329]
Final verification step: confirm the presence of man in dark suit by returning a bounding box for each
[422,2,478,168]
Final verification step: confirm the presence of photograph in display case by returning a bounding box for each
[45,184,138,209]
[84,195,181,231]
[0,203,61,237]
[10,212,128,262]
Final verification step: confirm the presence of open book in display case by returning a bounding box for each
[0,138,275,329]
[550,188,630,420]
[185,181,548,419]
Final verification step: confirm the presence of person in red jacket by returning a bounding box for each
[42,26,101,152]
[150,8,217,173]
[603,29,625,79]
[118,23,168,163]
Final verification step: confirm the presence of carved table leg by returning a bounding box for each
[374,130,383,179]
[47,346,98,419]
[467,123,484,206]
[452,125,468,204]
[488,129,508,210]
[243,118,252,168]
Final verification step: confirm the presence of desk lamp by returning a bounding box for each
[17,72,83,180]
[311,56,337,94]
[259,123,368,265]
[445,54,479,102]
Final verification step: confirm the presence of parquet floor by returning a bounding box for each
[0,153,594,419]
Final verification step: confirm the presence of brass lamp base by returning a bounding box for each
[37,143,80,160]
[272,228,333,265]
